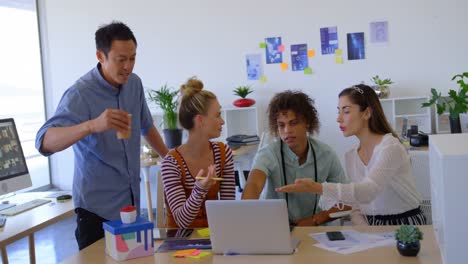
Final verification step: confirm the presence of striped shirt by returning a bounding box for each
[161,142,236,228]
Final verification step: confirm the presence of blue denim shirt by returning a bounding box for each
[35,64,153,220]
[252,136,346,221]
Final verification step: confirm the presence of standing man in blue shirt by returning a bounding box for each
[242,90,350,226]
[35,21,168,250]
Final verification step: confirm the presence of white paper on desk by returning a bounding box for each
[309,231,395,254]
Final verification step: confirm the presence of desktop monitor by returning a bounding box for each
[0,118,32,196]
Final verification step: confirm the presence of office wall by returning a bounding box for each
[38,0,468,190]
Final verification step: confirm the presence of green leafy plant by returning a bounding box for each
[395,225,424,244]
[422,72,468,119]
[371,75,394,86]
[233,85,253,98]
[147,84,179,130]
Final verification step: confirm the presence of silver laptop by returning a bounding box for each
[206,199,300,255]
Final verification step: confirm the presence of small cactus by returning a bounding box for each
[395,225,424,244]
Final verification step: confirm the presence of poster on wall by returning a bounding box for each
[347,32,365,60]
[320,26,339,55]
[265,37,283,64]
[290,44,308,71]
[370,21,388,43]
[245,54,263,80]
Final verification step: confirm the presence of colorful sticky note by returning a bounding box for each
[259,42,266,48]
[335,49,343,56]
[196,228,210,238]
[304,67,312,74]
[278,45,285,52]
[308,50,315,57]
[280,62,288,70]
[173,249,197,257]
[259,76,267,83]
[188,251,211,259]
[335,56,343,64]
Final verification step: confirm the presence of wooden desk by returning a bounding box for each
[62,225,441,264]
[0,192,74,264]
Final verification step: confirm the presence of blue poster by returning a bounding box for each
[347,32,365,60]
[265,37,283,64]
[290,44,308,71]
[245,54,263,80]
[320,26,339,55]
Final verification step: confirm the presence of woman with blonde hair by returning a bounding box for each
[161,77,235,228]
[277,84,426,225]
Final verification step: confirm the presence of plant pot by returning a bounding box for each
[163,129,183,149]
[233,98,255,107]
[372,85,390,98]
[449,115,462,133]
[397,240,420,256]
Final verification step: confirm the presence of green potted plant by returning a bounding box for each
[371,75,394,99]
[233,86,255,107]
[395,225,424,257]
[422,72,468,133]
[147,84,182,149]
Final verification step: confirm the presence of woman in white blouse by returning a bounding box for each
[276,84,426,225]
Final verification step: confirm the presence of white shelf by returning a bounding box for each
[395,113,428,118]
[214,106,259,143]
[381,96,432,137]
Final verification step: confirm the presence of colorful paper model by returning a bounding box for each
[103,217,154,261]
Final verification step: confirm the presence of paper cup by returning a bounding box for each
[120,205,137,224]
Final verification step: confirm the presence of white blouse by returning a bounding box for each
[321,133,421,216]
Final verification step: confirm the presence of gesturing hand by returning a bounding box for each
[195,164,216,190]
[89,109,130,134]
[275,178,316,193]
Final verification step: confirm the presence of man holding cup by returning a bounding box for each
[35,21,168,250]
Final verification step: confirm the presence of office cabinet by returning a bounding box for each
[429,133,468,264]
[380,96,432,136]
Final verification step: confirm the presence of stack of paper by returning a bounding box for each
[309,230,395,254]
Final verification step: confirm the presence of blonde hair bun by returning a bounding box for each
[180,77,204,97]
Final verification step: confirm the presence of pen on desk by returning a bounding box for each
[223,251,241,256]
[195,176,224,181]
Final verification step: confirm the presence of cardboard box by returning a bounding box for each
[103,217,154,261]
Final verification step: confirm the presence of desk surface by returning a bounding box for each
[63,225,441,264]
[0,192,75,247]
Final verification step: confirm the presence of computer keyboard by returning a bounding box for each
[0,199,51,216]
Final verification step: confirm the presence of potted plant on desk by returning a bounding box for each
[233,85,255,107]
[395,225,424,256]
[147,84,182,149]
[422,72,468,133]
[371,75,394,99]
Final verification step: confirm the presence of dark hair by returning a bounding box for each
[339,84,398,138]
[179,77,217,130]
[95,21,137,57]
[267,90,320,137]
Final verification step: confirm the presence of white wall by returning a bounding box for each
[38,0,468,190]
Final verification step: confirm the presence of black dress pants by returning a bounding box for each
[74,208,108,250]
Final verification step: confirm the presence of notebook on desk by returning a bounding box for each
[206,199,300,255]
